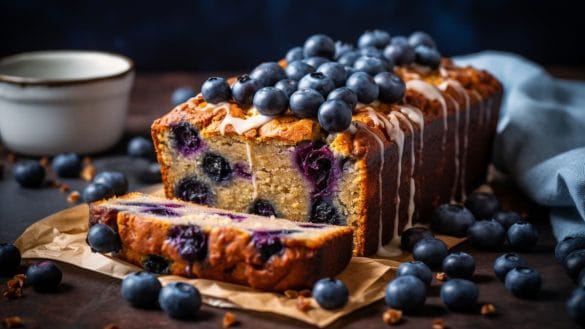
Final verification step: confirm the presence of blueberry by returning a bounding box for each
[412,237,448,270]
[384,275,426,313]
[494,253,528,282]
[337,51,360,67]
[249,199,278,217]
[555,236,585,263]
[494,211,523,230]
[396,261,432,287]
[171,122,204,157]
[318,100,353,133]
[310,199,342,225]
[344,65,357,78]
[201,77,231,104]
[285,60,316,81]
[289,89,324,118]
[400,227,434,252]
[505,267,541,299]
[391,36,409,46]
[174,176,213,206]
[507,222,539,250]
[383,43,415,66]
[253,87,288,116]
[327,87,357,111]
[87,223,121,253]
[579,268,585,287]
[334,40,354,59]
[312,278,349,310]
[374,72,406,104]
[408,31,437,49]
[274,79,298,98]
[317,62,347,87]
[159,282,202,319]
[171,86,196,106]
[142,254,171,274]
[127,136,155,159]
[201,153,232,183]
[167,224,208,263]
[138,162,162,184]
[414,45,442,69]
[567,287,585,326]
[442,252,475,279]
[467,219,506,250]
[13,160,45,188]
[0,243,21,276]
[358,30,391,49]
[464,192,501,220]
[231,74,260,106]
[250,62,286,87]
[353,56,388,76]
[252,231,284,261]
[346,72,379,104]
[285,46,304,62]
[26,261,62,292]
[564,249,585,281]
[51,153,82,177]
[431,203,476,237]
[298,72,335,98]
[121,271,162,308]
[93,171,128,196]
[82,183,115,203]
[358,47,386,60]
[440,279,479,312]
[303,34,335,59]
[303,56,330,69]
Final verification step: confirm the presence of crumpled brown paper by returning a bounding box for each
[14,186,464,327]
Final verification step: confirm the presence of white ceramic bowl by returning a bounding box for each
[0,50,134,156]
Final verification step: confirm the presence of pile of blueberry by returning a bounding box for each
[555,236,585,326]
[0,243,63,292]
[199,30,442,133]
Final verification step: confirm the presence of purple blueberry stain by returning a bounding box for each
[298,223,327,229]
[233,163,252,180]
[293,142,341,199]
[211,212,247,222]
[171,122,206,157]
[167,224,208,263]
[142,206,180,217]
[174,176,214,206]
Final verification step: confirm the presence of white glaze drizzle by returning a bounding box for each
[245,142,258,199]
[394,112,416,230]
[219,108,274,135]
[406,80,448,152]
[400,105,425,229]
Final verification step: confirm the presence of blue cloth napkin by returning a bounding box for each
[454,51,585,241]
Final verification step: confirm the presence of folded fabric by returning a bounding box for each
[455,51,585,241]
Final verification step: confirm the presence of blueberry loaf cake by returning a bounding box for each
[152,31,502,256]
[89,193,353,291]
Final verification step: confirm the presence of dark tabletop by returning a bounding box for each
[1,71,583,329]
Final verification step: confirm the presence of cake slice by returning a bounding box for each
[88,192,353,291]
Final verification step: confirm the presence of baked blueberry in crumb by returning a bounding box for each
[171,122,204,157]
[167,224,208,263]
[293,142,341,198]
[201,153,232,183]
[310,198,342,225]
[174,176,213,206]
[251,231,285,262]
[249,199,278,217]
[142,254,171,274]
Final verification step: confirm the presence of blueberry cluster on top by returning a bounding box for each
[199,30,441,133]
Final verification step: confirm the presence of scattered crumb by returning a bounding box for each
[59,183,71,193]
[2,316,23,328]
[7,153,16,164]
[298,289,312,297]
[222,312,238,328]
[432,318,446,329]
[481,303,496,316]
[48,179,60,188]
[67,191,81,203]
[296,295,312,312]
[2,275,26,300]
[39,157,50,167]
[284,290,298,299]
[435,272,447,282]
[103,324,120,329]
[83,156,92,165]
[81,164,96,181]
[382,308,402,325]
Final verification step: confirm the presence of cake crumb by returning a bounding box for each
[298,289,312,297]
[2,275,26,300]
[39,157,50,167]
[67,191,81,203]
[382,308,402,325]
[432,318,446,329]
[81,164,96,181]
[435,272,448,282]
[2,316,23,328]
[103,324,120,329]
[59,183,71,193]
[296,295,312,312]
[222,312,238,328]
[7,153,16,164]
[48,179,60,188]
[481,303,496,316]
[284,290,298,299]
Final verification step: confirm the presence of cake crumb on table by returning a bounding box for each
[2,316,23,328]
[59,183,71,192]
[298,289,312,297]
[81,163,96,181]
[222,312,238,328]
[2,274,26,300]
[284,290,298,299]
[432,318,447,329]
[382,308,402,325]
[481,303,497,316]
[67,191,81,203]
[435,272,448,282]
[296,295,312,312]
[39,157,50,167]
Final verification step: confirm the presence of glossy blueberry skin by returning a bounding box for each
[289,89,324,118]
[0,243,21,277]
[555,236,585,263]
[396,261,432,287]
[250,62,286,87]
[384,275,426,313]
[201,153,232,183]
[353,56,388,76]
[121,272,162,308]
[312,278,349,310]
[442,252,476,279]
[467,219,506,250]
[431,204,476,237]
[412,238,448,270]
[127,137,155,159]
[51,153,82,177]
[171,86,196,106]
[464,192,501,220]
[507,222,539,250]
[408,31,437,49]
[274,79,298,98]
[87,224,121,253]
[334,40,354,59]
[285,46,304,62]
[494,211,523,230]
[383,43,415,66]
[82,183,115,203]
[303,56,330,69]
[13,161,45,188]
[303,34,335,59]
[138,162,162,184]
[201,77,231,104]
[564,249,585,281]
[505,267,541,299]
[317,100,353,133]
[374,72,406,104]
[327,87,358,111]
[493,253,528,282]
[26,261,62,292]
[317,62,347,87]
[159,282,202,318]
[253,87,288,116]
[346,72,379,104]
[337,51,360,67]
[440,279,479,312]
[285,60,315,81]
[298,72,335,98]
[400,227,434,252]
[414,45,442,69]
[567,287,585,326]
[358,29,391,49]
[231,74,260,106]
[93,171,128,196]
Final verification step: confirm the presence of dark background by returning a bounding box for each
[1,0,583,71]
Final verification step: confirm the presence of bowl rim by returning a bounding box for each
[0,50,135,86]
